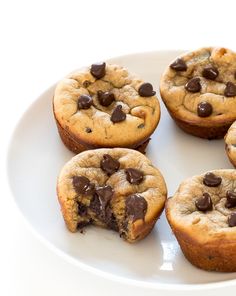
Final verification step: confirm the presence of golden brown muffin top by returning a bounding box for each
[53,63,160,148]
[160,47,236,126]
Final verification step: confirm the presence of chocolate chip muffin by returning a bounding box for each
[225,121,236,167]
[53,63,160,153]
[160,47,236,139]
[57,148,167,243]
[166,170,236,272]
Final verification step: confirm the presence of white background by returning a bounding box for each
[1,0,236,295]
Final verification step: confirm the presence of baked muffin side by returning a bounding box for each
[225,121,236,167]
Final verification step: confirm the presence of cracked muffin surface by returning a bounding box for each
[166,170,236,272]
[57,148,167,243]
[53,63,160,153]
[160,47,236,139]
[225,121,236,167]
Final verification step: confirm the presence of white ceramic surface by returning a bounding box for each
[7,51,236,291]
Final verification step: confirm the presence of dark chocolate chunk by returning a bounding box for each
[110,105,126,123]
[228,213,236,227]
[137,123,145,129]
[77,221,91,229]
[125,194,147,221]
[170,58,187,71]
[195,193,213,212]
[138,83,156,97]
[83,80,91,87]
[78,94,93,109]
[72,176,95,195]
[85,183,95,195]
[95,185,114,207]
[125,168,144,185]
[97,90,115,106]
[90,192,118,230]
[90,62,106,79]
[225,190,236,208]
[77,202,87,216]
[85,127,92,133]
[197,102,213,117]
[100,154,120,175]
[185,77,201,93]
[203,172,222,187]
[224,81,236,97]
[89,194,101,216]
[90,185,114,221]
[105,205,118,231]
[202,66,219,80]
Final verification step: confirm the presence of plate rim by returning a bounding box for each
[6,49,236,291]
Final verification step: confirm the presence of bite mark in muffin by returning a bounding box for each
[57,148,167,243]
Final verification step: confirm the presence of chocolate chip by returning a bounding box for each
[225,190,236,208]
[85,183,95,195]
[72,176,89,194]
[97,90,115,106]
[85,127,92,133]
[170,58,187,71]
[77,221,91,229]
[185,77,201,93]
[202,66,219,80]
[95,185,114,208]
[197,102,213,117]
[72,176,95,195]
[104,206,118,231]
[137,123,145,129]
[100,154,120,175]
[90,185,114,221]
[90,62,106,79]
[110,105,126,123]
[228,213,236,227]
[203,172,222,187]
[89,194,101,216]
[138,83,156,97]
[224,81,236,97]
[77,202,87,216]
[78,95,93,109]
[90,192,118,230]
[125,168,144,185]
[195,193,213,212]
[83,80,91,87]
[125,194,147,221]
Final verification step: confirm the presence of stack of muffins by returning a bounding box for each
[54,47,236,272]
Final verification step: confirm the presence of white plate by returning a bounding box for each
[7,51,236,292]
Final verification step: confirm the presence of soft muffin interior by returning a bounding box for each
[75,189,130,239]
